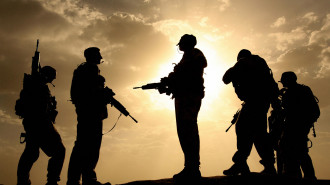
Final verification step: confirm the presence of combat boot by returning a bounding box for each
[223,162,250,176]
[67,181,81,185]
[260,165,277,175]
[17,179,31,185]
[45,182,58,185]
[82,180,111,185]
[260,160,277,175]
[173,167,202,183]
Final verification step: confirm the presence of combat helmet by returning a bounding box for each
[177,34,197,48]
[41,66,56,83]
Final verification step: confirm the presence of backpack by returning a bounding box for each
[15,74,33,118]
[306,87,320,123]
[233,55,279,102]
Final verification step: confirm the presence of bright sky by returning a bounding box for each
[0,0,330,184]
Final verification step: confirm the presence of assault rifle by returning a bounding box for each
[105,87,138,123]
[19,40,43,143]
[226,108,241,132]
[133,80,171,95]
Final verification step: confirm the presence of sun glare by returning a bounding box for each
[197,41,226,111]
[147,42,226,112]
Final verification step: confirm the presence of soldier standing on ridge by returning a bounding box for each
[222,49,279,175]
[163,34,207,182]
[67,47,111,185]
[278,71,319,180]
[16,66,66,185]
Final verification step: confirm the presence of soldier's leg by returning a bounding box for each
[301,153,316,179]
[17,133,40,185]
[254,112,275,173]
[79,118,103,184]
[81,131,102,183]
[224,105,253,175]
[232,105,254,164]
[300,139,316,179]
[173,97,202,181]
[40,124,66,184]
[281,134,302,179]
[67,140,83,185]
[175,97,201,169]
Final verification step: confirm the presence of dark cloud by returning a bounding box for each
[0,0,73,39]
[0,0,76,119]
[274,44,330,107]
[272,14,330,107]
[80,12,173,88]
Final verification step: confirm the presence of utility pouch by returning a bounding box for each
[20,133,26,144]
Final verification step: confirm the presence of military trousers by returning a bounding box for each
[280,125,316,179]
[175,96,202,169]
[67,114,103,184]
[232,102,275,167]
[17,118,65,184]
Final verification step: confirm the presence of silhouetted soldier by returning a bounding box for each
[162,34,207,182]
[67,47,111,185]
[222,49,279,175]
[17,66,66,185]
[278,71,319,180]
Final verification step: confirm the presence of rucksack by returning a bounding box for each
[294,84,320,123]
[233,55,279,102]
[15,74,33,118]
[308,88,320,123]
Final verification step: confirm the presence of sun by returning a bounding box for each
[146,41,227,111]
[197,41,227,110]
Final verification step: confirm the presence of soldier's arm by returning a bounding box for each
[223,67,235,84]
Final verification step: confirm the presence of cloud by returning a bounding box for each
[309,14,330,47]
[302,12,318,24]
[269,27,308,51]
[0,109,21,125]
[152,19,194,42]
[79,12,173,89]
[266,13,330,108]
[218,0,231,11]
[274,14,330,79]
[271,16,286,28]
[0,0,74,41]
[37,0,106,26]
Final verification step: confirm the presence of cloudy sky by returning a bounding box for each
[0,0,329,184]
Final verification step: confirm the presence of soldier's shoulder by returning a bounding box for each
[298,84,313,93]
[192,48,207,66]
[298,83,311,89]
[76,62,99,73]
[192,48,205,56]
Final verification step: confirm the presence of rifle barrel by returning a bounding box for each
[226,123,234,132]
[133,87,142,89]
[129,115,138,123]
[36,39,39,52]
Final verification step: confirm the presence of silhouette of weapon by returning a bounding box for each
[109,97,138,123]
[31,39,41,76]
[226,108,242,132]
[134,83,162,90]
[312,123,316,137]
[133,81,171,95]
[105,87,138,123]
